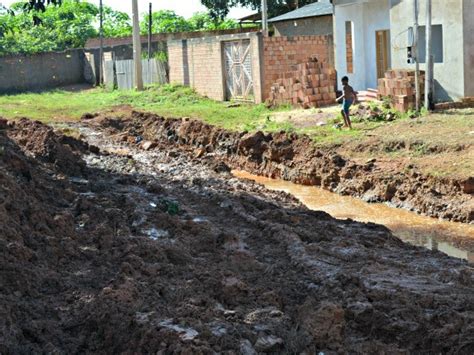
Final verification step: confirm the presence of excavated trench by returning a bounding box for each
[79,109,474,260]
[89,110,473,223]
[1,116,474,353]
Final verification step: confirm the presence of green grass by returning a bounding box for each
[0,84,358,140]
[0,89,117,122]
[0,85,291,132]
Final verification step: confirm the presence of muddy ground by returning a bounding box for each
[1,116,474,354]
[88,110,472,223]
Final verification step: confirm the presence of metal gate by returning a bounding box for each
[111,59,168,90]
[115,60,134,90]
[223,40,254,101]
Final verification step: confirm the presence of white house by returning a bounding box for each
[333,0,392,92]
[333,0,474,102]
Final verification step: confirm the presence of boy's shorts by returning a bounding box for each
[342,99,353,114]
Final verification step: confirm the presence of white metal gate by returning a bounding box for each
[223,40,254,101]
[111,59,168,90]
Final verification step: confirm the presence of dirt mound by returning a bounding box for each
[7,118,92,176]
[91,111,473,223]
[1,118,474,353]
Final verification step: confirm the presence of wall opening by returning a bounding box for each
[409,24,443,63]
[376,30,390,79]
[345,21,354,73]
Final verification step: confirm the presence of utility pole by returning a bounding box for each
[261,0,269,36]
[99,0,103,86]
[413,0,420,112]
[148,2,152,60]
[425,0,433,110]
[132,0,144,90]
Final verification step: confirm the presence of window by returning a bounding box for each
[345,21,354,73]
[408,24,443,63]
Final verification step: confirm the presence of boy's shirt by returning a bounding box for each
[343,84,356,101]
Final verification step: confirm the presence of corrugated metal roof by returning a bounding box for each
[268,1,333,23]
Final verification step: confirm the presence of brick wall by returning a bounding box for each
[168,33,263,103]
[262,35,334,101]
[346,33,353,74]
[85,28,259,49]
[168,40,187,86]
[168,33,334,105]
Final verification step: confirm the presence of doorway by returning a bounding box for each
[375,30,390,79]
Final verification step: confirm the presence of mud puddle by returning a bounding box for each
[234,170,474,263]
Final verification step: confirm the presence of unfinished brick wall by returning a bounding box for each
[85,28,259,49]
[168,41,185,86]
[168,38,225,100]
[346,32,353,74]
[262,35,334,101]
[168,33,262,103]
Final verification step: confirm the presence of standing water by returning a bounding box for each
[233,171,474,263]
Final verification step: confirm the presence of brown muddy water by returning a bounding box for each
[233,170,474,263]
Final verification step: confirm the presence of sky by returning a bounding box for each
[0,0,254,19]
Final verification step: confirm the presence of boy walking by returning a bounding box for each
[336,76,357,129]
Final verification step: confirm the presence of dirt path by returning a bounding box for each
[1,118,474,353]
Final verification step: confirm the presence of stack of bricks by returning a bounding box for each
[378,69,425,112]
[268,57,337,109]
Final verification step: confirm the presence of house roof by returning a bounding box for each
[268,1,333,23]
[238,12,261,22]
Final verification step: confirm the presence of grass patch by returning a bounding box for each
[0,85,290,130]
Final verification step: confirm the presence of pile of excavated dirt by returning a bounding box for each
[88,110,473,223]
[1,117,474,353]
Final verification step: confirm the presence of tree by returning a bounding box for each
[187,12,238,31]
[17,0,64,25]
[140,10,192,34]
[139,10,239,35]
[201,0,318,19]
[0,0,97,55]
[102,6,132,38]
[0,2,240,56]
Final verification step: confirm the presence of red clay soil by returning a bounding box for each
[1,117,474,354]
[94,111,473,223]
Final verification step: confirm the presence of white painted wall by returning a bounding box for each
[463,0,474,97]
[362,1,392,90]
[390,0,465,101]
[334,0,391,91]
[334,3,365,91]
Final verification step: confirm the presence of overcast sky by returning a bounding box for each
[0,0,254,19]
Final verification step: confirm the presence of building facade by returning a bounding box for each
[333,0,392,92]
[390,0,474,101]
[334,0,474,102]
